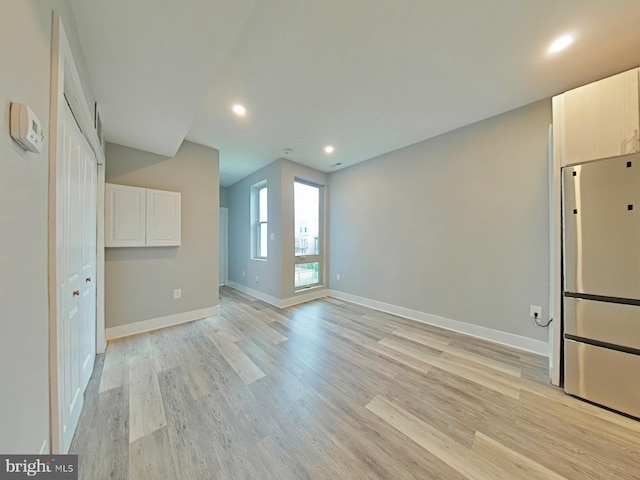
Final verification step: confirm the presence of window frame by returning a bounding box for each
[252,181,268,260]
[293,178,324,290]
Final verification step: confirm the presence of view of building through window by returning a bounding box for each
[294,181,320,288]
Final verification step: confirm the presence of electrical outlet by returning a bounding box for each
[174,288,182,299]
[336,273,341,280]
[530,305,542,319]
[255,275,259,283]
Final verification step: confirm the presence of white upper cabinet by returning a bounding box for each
[146,188,181,246]
[105,183,181,247]
[555,68,640,166]
[105,184,146,247]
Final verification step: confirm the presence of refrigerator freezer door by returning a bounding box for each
[565,297,640,349]
[565,339,640,418]
[563,154,640,298]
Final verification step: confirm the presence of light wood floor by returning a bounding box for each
[71,287,640,479]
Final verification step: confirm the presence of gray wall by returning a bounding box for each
[0,0,95,453]
[228,160,284,298]
[105,141,219,328]
[220,186,228,208]
[227,159,328,300]
[329,99,551,341]
[280,159,329,298]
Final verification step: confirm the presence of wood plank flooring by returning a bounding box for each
[70,287,640,479]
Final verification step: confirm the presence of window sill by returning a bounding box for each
[251,257,268,262]
[294,284,325,294]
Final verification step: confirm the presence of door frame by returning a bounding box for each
[549,98,565,387]
[48,13,105,454]
[219,207,228,286]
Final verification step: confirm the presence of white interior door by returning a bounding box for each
[219,207,228,285]
[57,101,97,452]
[80,129,97,389]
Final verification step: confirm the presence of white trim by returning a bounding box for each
[219,207,228,286]
[105,306,221,340]
[550,95,565,386]
[227,281,328,308]
[223,283,545,355]
[39,439,49,455]
[228,281,281,306]
[281,287,329,308]
[328,290,548,356]
[96,164,107,354]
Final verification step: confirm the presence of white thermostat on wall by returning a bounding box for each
[10,103,45,153]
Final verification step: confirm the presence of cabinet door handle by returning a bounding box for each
[86,277,92,283]
[72,290,80,297]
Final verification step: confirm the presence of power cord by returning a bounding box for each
[533,312,553,328]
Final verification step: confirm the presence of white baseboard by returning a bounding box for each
[227,281,329,308]
[105,305,221,340]
[227,281,282,306]
[281,288,330,308]
[328,290,548,356]
[224,283,546,355]
[97,337,107,355]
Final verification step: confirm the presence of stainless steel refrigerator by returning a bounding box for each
[562,153,640,419]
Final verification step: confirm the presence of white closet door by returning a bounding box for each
[79,131,97,389]
[57,102,97,453]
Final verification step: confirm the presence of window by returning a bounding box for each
[252,182,268,258]
[295,262,319,288]
[294,180,322,288]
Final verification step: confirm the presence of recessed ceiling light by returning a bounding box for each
[324,145,335,154]
[232,104,246,116]
[548,34,573,53]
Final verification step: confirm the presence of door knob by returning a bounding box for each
[86,277,91,283]
[72,290,80,297]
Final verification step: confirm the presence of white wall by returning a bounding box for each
[0,0,95,453]
[105,141,220,329]
[329,99,552,343]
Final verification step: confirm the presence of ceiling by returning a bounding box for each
[70,0,640,187]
